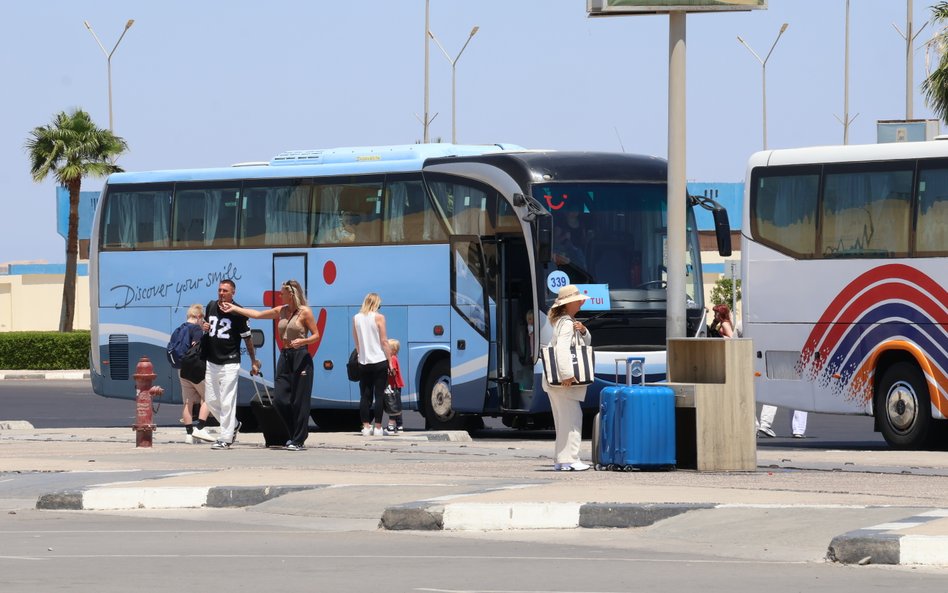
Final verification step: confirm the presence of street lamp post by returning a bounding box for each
[428,26,479,144]
[84,19,135,131]
[737,23,789,150]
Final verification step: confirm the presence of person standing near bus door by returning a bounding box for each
[353,292,393,437]
[708,304,735,338]
[757,406,808,438]
[543,285,592,472]
[220,280,319,451]
[178,304,216,444]
[203,280,260,450]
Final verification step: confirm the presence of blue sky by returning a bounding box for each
[2,0,941,264]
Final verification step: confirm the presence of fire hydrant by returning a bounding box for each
[132,356,164,448]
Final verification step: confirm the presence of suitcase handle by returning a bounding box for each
[251,372,273,406]
[613,357,645,386]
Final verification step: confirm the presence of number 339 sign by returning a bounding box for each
[546,271,569,293]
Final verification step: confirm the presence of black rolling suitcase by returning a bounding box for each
[250,373,290,448]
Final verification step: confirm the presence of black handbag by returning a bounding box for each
[384,386,402,415]
[179,341,206,384]
[346,349,361,382]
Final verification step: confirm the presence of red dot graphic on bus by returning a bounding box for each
[323,260,336,285]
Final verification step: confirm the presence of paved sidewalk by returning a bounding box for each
[1,425,947,566]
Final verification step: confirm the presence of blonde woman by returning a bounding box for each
[220,280,319,451]
[352,292,393,436]
[542,285,592,471]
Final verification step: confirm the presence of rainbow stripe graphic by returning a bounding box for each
[798,264,948,416]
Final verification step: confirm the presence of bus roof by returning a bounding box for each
[106,143,525,185]
[747,140,948,170]
[426,150,668,188]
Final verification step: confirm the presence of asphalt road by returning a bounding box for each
[3,505,945,593]
[0,379,888,449]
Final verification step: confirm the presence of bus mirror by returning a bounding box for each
[536,216,552,263]
[513,193,527,207]
[712,207,732,257]
[250,329,265,349]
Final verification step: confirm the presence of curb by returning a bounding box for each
[380,502,713,531]
[827,509,948,566]
[35,485,323,511]
[0,370,90,380]
[0,421,35,430]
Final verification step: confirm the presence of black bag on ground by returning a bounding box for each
[179,341,206,384]
[384,386,402,415]
[250,373,291,448]
[346,349,361,382]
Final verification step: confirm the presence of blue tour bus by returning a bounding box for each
[89,143,728,430]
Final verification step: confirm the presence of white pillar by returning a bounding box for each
[666,12,687,339]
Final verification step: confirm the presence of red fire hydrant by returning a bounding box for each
[132,356,164,448]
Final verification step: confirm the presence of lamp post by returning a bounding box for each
[737,22,789,150]
[83,19,135,131]
[428,25,479,144]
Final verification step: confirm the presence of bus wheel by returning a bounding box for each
[876,361,932,449]
[423,359,465,430]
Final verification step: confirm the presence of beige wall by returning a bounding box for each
[0,274,90,332]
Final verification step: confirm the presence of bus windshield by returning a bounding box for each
[533,182,702,312]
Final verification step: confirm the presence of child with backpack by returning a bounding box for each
[168,304,215,444]
[385,338,405,434]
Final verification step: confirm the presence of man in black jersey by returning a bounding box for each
[203,279,260,450]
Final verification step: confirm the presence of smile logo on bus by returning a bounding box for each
[543,193,568,211]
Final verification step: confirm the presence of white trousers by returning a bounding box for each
[758,404,808,436]
[547,385,584,464]
[204,362,240,442]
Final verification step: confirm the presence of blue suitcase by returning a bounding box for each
[594,357,676,471]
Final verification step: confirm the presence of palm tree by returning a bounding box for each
[25,109,128,332]
[923,2,948,123]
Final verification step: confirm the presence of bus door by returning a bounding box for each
[269,253,308,372]
[449,236,490,413]
[495,235,533,412]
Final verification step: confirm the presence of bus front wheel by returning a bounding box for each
[422,359,465,430]
[875,361,932,450]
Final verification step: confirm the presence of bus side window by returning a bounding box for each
[916,167,948,255]
[385,179,445,243]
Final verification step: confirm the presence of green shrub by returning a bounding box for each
[710,277,741,306]
[0,331,90,370]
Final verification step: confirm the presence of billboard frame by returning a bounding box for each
[587,0,766,15]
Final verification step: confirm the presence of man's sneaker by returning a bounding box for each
[757,427,776,438]
[211,440,231,450]
[792,433,805,439]
[191,427,215,442]
[230,421,242,444]
[372,426,387,436]
[184,434,195,444]
[361,426,373,436]
[285,443,305,451]
[384,425,397,436]
[396,425,404,433]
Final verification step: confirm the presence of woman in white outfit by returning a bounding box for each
[353,292,393,436]
[542,285,592,471]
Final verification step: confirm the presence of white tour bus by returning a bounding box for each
[742,141,948,450]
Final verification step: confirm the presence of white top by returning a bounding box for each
[354,312,386,364]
